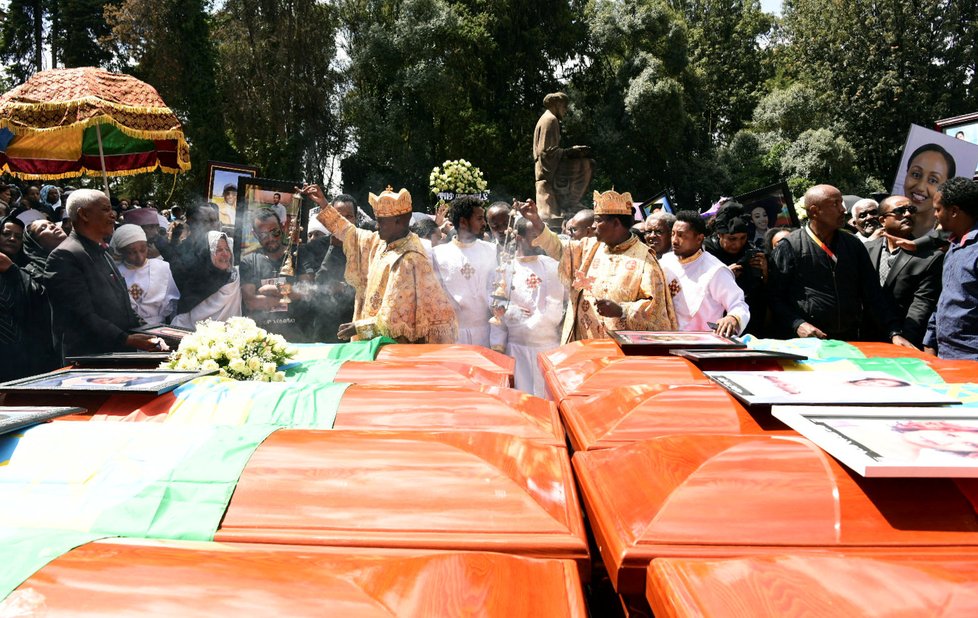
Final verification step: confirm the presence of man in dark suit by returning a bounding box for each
[863,195,943,347]
[43,189,161,357]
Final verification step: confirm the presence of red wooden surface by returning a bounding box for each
[647,551,978,618]
[88,385,566,446]
[851,341,933,359]
[558,384,790,451]
[573,433,978,595]
[544,356,708,401]
[335,360,511,388]
[1,538,587,617]
[215,430,590,577]
[376,343,515,377]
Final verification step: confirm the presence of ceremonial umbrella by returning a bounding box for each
[0,67,190,195]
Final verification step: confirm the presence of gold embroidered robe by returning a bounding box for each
[533,227,677,343]
[317,207,457,343]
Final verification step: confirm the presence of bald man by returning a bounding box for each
[565,209,594,240]
[768,184,913,347]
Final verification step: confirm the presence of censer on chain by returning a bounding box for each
[488,201,524,326]
[277,193,303,304]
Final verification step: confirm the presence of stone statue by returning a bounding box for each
[532,92,594,221]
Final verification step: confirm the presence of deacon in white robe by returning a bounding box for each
[660,212,750,336]
[111,224,180,325]
[432,198,498,347]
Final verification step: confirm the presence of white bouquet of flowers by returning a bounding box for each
[161,317,297,382]
[429,159,489,201]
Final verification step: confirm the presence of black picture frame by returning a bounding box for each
[638,189,675,220]
[0,406,86,436]
[734,181,800,231]
[234,176,311,264]
[0,369,213,395]
[131,324,194,349]
[935,112,978,177]
[205,161,260,228]
[670,349,808,362]
[609,330,746,356]
[67,352,172,369]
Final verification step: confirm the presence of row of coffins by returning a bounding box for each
[537,337,978,616]
[0,341,590,616]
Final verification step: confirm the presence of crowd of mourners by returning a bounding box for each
[0,175,976,397]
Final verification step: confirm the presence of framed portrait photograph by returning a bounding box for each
[773,406,978,478]
[67,352,172,369]
[638,189,675,219]
[891,124,978,203]
[0,406,85,436]
[706,370,961,407]
[935,112,978,176]
[205,161,260,228]
[0,369,211,395]
[234,176,311,263]
[735,181,800,233]
[131,324,194,349]
[671,349,807,362]
[610,330,745,355]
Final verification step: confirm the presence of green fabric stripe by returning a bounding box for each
[0,528,105,603]
[289,337,396,363]
[798,358,945,385]
[81,124,156,155]
[284,358,346,384]
[744,336,865,359]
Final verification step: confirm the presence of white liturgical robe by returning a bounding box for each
[117,258,181,325]
[495,255,566,398]
[432,238,497,347]
[659,249,750,334]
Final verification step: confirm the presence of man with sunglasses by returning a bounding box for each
[864,196,943,347]
[240,208,305,340]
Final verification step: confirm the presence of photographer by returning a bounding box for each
[704,202,769,335]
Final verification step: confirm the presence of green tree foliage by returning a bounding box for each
[213,0,344,183]
[55,0,115,67]
[0,0,45,83]
[338,0,585,209]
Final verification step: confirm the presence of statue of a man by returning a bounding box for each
[533,92,593,221]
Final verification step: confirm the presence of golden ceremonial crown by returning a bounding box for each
[368,185,413,218]
[593,189,633,215]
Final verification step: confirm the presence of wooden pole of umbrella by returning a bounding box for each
[95,124,111,198]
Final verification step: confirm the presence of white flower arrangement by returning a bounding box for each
[429,159,488,197]
[161,317,297,382]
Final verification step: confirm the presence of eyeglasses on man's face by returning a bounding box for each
[254,228,282,240]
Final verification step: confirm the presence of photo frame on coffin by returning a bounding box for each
[234,176,311,264]
[934,112,978,176]
[67,352,173,369]
[131,324,194,349]
[0,407,85,436]
[706,370,960,407]
[609,330,745,356]
[205,161,259,229]
[773,406,978,478]
[671,349,808,362]
[0,369,213,395]
[734,181,800,234]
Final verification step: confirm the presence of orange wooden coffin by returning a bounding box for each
[214,430,590,576]
[538,339,624,377]
[91,385,566,447]
[924,358,978,384]
[376,344,516,380]
[647,551,978,618]
[2,538,587,617]
[573,433,978,595]
[558,384,790,451]
[334,360,510,388]
[850,341,934,359]
[545,356,708,401]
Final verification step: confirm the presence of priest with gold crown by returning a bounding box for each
[519,189,677,343]
[300,184,457,343]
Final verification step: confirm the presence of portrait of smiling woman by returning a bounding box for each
[902,143,956,238]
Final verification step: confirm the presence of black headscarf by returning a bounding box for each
[21,219,58,279]
[171,230,233,313]
[0,214,28,268]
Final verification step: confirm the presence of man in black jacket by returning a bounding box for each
[863,196,943,347]
[43,189,161,357]
[768,184,915,348]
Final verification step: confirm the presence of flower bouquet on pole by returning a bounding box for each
[429,159,489,210]
[162,317,297,382]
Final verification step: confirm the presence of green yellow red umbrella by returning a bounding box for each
[0,67,190,184]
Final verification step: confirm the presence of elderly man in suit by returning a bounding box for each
[43,189,162,357]
[863,195,943,347]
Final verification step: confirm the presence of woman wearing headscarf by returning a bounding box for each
[111,224,180,325]
[171,231,241,328]
[39,185,62,217]
[704,203,769,336]
[23,219,67,281]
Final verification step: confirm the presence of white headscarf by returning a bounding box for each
[207,230,233,266]
[110,224,147,252]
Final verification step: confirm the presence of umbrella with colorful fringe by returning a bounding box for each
[0,67,190,183]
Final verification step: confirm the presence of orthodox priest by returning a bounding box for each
[302,184,457,343]
[519,190,677,343]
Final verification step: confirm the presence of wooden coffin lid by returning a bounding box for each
[3,538,586,617]
[217,430,589,573]
[573,433,978,595]
[647,551,978,618]
[376,344,516,377]
[545,357,707,401]
[334,361,511,388]
[537,339,624,377]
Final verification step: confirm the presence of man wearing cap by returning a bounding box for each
[111,224,180,325]
[43,189,162,356]
[705,202,768,335]
[519,190,677,343]
[301,184,457,343]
